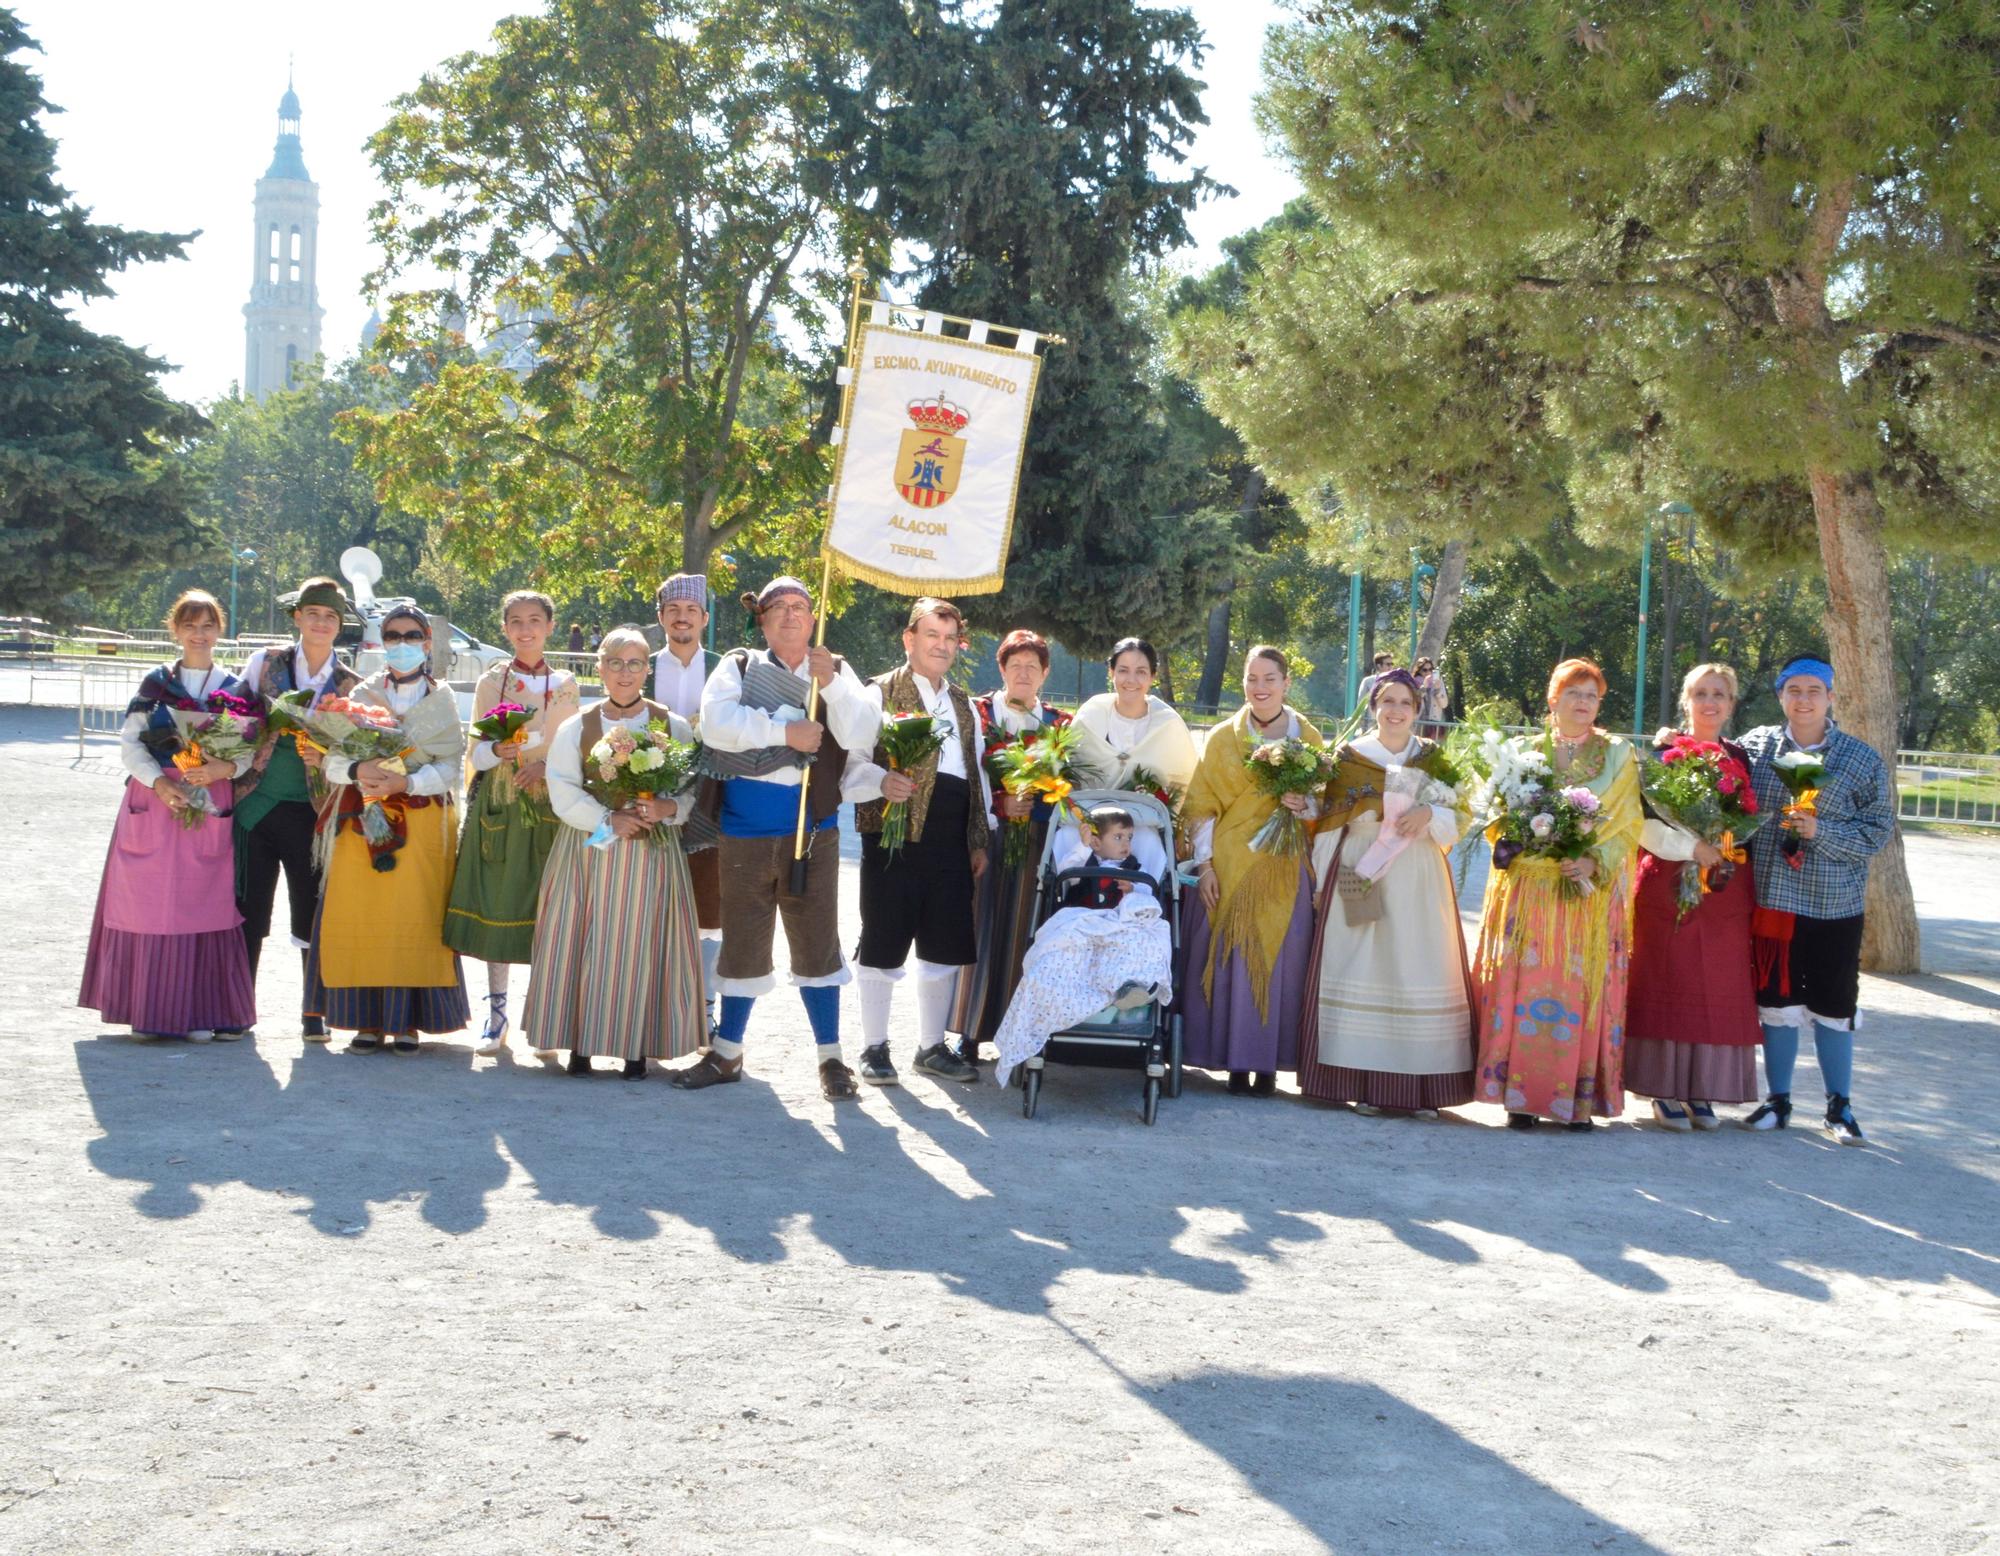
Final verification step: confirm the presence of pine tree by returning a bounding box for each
[1180,3,2000,971]
[0,11,207,622]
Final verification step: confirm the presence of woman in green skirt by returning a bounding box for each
[444,590,580,1053]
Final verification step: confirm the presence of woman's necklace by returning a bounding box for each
[1548,727,1606,779]
[604,693,644,717]
[1250,705,1289,735]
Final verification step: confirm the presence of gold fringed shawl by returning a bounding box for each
[1472,735,1642,1036]
[1313,737,1451,834]
[1181,703,1324,1017]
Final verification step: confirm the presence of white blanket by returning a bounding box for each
[994,881,1173,1088]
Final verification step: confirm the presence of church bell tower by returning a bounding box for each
[242,73,324,401]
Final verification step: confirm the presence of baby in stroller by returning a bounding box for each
[992,803,1174,1087]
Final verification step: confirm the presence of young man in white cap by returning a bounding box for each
[1739,653,1895,1144]
[653,573,724,1031]
[669,576,878,1099]
[845,597,991,1087]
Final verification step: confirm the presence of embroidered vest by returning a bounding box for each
[853,667,990,853]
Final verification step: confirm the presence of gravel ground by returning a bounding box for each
[2,704,1996,1556]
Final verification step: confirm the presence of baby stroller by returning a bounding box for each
[1016,788,1184,1125]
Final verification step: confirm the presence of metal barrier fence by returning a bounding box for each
[1897,750,2000,830]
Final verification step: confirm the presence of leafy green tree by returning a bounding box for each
[1182,3,2000,969]
[856,0,1236,656]
[347,0,884,601]
[0,10,207,623]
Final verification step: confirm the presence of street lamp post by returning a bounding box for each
[1344,569,1364,716]
[229,546,258,641]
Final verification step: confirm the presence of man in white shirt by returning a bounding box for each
[652,572,723,1025]
[845,598,992,1087]
[668,576,880,1100]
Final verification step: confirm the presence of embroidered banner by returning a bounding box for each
[824,320,1044,596]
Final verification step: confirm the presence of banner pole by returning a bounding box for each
[788,262,871,895]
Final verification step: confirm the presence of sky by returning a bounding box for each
[16,0,1304,408]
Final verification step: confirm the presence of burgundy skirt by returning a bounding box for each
[1623,850,1760,1102]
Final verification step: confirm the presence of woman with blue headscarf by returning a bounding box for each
[1738,654,1895,1145]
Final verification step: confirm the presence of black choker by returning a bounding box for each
[605,695,644,715]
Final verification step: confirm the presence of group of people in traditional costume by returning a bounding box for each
[81,576,1896,1144]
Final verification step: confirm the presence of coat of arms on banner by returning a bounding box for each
[895,394,970,509]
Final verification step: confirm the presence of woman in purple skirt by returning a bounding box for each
[1178,646,1325,1094]
[80,590,258,1041]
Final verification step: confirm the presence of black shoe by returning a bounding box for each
[1824,1093,1866,1146]
[566,1052,592,1077]
[1741,1093,1792,1132]
[950,1038,981,1067]
[300,1015,327,1040]
[392,1036,419,1054]
[348,1032,382,1053]
[622,1058,647,1081]
[913,1042,978,1083]
[1226,1070,1251,1095]
[1251,1071,1277,1097]
[1506,1112,1537,1131]
[1565,1118,1596,1133]
[819,1056,860,1101]
[857,1044,898,1086]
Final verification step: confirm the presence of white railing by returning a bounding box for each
[1897,750,2000,830]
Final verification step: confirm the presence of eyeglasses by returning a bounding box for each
[601,657,650,674]
[382,630,427,644]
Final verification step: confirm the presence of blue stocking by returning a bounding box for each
[1759,1023,1800,1096]
[799,984,841,1048]
[1812,1021,1854,1099]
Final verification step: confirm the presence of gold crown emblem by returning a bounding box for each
[906,393,970,435]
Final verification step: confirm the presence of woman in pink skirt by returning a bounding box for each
[79,590,258,1041]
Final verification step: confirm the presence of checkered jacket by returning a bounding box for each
[1741,723,1894,920]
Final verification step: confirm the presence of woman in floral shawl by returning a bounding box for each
[1178,646,1324,1094]
[1472,659,1643,1131]
[80,590,257,1041]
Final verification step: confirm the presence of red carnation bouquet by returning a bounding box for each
[1638,732,1767,920]
[471,701,550,822]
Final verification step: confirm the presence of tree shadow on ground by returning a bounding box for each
[75,998,2000,1313]
[1119,1364,1671,1554]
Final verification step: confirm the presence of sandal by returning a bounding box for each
[667,1050,743,1090]
[819,1056,859,1101]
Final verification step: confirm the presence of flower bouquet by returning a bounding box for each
[1484,779,1605,898]
[1123,764,1184,821]
[986,722,1086,869]
[277,693,417,851]
[583,719,701,849]
[471,701,551,823]
[1640,734,1766,917]
[876,712,946,859]
[1771,750,1827,870]
[1244,736,1338,857]
[162,691,264,828]
[1351,764,1462,883]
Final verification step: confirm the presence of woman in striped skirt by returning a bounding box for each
[523,628,707,1078]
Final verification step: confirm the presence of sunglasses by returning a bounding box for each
[382,629,427,644]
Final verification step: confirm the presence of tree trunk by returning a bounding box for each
[1194,592,1232,714]
[1413,538,1468,664]
[1769,183,1920,974]
[1807,467,1922,972]
[1158,654,1177,707]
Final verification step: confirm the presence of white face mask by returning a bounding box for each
[384,642,428,674]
